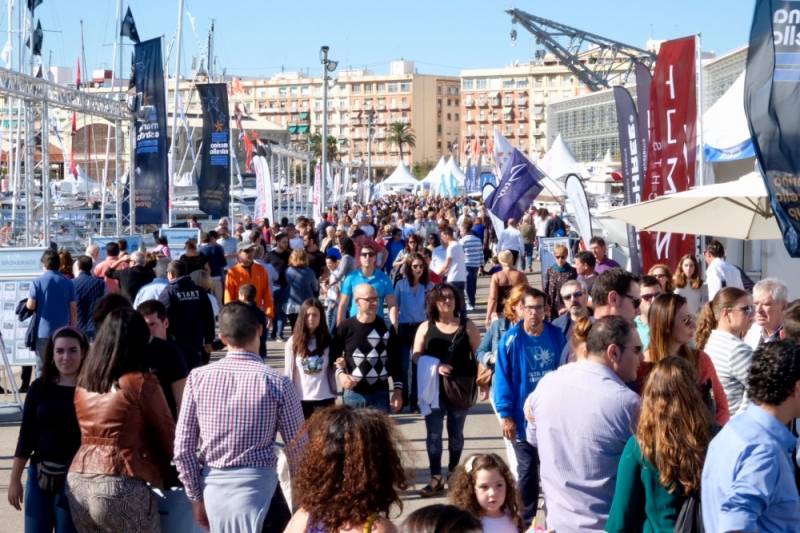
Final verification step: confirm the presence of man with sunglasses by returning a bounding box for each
[591,268,641,322]
[494,287,566,527]
[337,242,398,329]
[634,275,662,352]
[552,280,590,361]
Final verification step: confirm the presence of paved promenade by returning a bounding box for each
[0,265,542,530]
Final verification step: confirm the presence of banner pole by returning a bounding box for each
[695,33,706,266]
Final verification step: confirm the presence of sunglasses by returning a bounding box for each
[357,296,378,303]
[641,293,660,302]
[523,304,546,312]
[555,255,567,260]
[729,304,755,316]
[653,273,669,279]
[618,344,644,355]
[622,293,641,309]
[361,252,376,257]
[561,291,584,301]
[411,264,424,269]
[438,294,455,302]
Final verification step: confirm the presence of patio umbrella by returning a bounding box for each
[601,172,781,240]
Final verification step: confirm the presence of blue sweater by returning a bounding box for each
[493,321,566,440]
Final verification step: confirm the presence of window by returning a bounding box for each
[301,85,310,96]
[476,79,487,90]
[516,78,528,88]
[503,78,514,88]
[446,99,451,106]
[446,113,451,120]
[352,84,360,94]
[315,112,322,121]
[400,82,411,92]
[339,98,346,108]
[463,79,474,90]
[278,87,287,96]
[376,83,385,92]
[387,83,398,93]
[289,86,298,96]
[466,110,473,121]
[454,112,459,121]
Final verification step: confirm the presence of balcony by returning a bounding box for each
[490,94,501,107]
[464,96,474,107]
[491,113,502,122]
[400,102,410,110]
[477,97,488,107]
[502,97,513,107]
[517,97,528,107]
[478,114,488,122]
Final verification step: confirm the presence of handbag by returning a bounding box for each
[36,460,68,493]
[674,491,704,533]
[441,319,478,410]
[476,361,493,388]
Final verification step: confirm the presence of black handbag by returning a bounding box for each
[674,491,704,533]
[36,461,68,493]
[441,319,478,410]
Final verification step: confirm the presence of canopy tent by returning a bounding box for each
[601,171,780,240]
[376,163,419,196]
[539,134,581,179]
[703,72,755,163]
[445,157,467,185]
[422,156,447,188]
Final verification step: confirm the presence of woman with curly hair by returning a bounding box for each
[639,293,730,426]
[673,254,706,315]
[448,453,524,532]
[695,287,753,415]
[284,405,408,532]
[647,263,674,294]
[606,356,713,530]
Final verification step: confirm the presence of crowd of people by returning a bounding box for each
[6,193,800,532]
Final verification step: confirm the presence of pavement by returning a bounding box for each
[0,263,543,531]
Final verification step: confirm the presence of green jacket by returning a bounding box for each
[605,436,686,532]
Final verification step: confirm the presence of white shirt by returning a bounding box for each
[481,514,518,533]
[497,226,523,253]
[705,257,743,301]
[444,241,467,283]
[535,215,548,237]
[289,236,305,250]
[430,245,447,274]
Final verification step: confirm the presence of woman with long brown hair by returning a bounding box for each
[640,293,730,426]
[485,250,529,329]
[695,287,754,415]
[284,298,335,420]
[647,263,674,294]
[606,356,712,530]
[673,254,706,315]
[284,405,407,532]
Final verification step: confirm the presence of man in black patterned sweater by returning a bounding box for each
[332,283,403,413]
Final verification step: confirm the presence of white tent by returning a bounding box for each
[540,134,581,179]
[378,163,420,195]
[422,156,448,188]
[444,157,467,185]
[703,71,754,162]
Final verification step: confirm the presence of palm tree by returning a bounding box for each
[307,132,339,163]
[387,122,416,165]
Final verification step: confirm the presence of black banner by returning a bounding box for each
[196,83,231,218]
[634,62,652,176]
[744,0,800,256]
[613,87,643,275]
[132,38,167,225]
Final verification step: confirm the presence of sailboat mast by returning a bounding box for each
[207,19,214,80]
[168,0,185,227]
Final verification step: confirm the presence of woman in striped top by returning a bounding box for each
[695,287,754,415]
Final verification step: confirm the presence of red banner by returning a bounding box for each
[641,36,697,272]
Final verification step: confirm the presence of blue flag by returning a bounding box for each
[486,149,544,222]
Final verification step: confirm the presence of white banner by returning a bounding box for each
[564,173,593,248]
[539,237,573,289]
[313,164,322,221]
[253,155,274,224]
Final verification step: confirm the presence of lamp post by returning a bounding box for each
[366,108,375,185]
[320,45,337,210]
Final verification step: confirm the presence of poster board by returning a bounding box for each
[0,248,46,366]
[159,228,201,248]
[91,235,144,260]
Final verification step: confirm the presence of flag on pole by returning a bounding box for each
[27,0,42,12]
[70,111,78,177]
[486,148,544,222]
[120,6,141,44]
[75,58,81,90]
[31,20,42,56]
[492,129,514,179]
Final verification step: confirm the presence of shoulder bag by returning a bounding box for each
[441,317,478,410]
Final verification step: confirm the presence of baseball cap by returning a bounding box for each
[326,248,342,260]
[237,241,255,252]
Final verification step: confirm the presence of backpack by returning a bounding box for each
[674,491,704,533]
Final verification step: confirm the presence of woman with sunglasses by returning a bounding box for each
[413,283,481,497]
[391,233,422,284]
[543,244,577,320]
[695,287,754,416]
[647,263,674,294]
[394,253,434,412]
[9,327,88,533]
[641,293,730,427]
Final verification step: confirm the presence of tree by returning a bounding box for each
[412,159,436,180]
[307,132,339,163]
[387,122,416,165]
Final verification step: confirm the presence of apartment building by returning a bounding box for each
[459,57,594,166]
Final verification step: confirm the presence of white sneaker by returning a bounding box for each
[465,303,474,311]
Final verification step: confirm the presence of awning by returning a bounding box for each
[288,125,299,134]
[297,124,310,134]
[298,112,309,120]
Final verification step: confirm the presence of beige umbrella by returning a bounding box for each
[601,172,781,240]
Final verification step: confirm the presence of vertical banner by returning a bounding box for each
[313,163,322,220]
[564,174,593,249]
[642,36,697,271]
[634,61,653,174]
[743,0,800,256]
[132,38,168,225]
[613,87,643,275]
[253,155,274,224]
[196,83,231,218]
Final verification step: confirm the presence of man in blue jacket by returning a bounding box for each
[493,286,566,527]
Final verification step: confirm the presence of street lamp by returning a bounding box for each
[320,45,338,211]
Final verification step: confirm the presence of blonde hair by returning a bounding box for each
[554,244,568,256]
[289,249,309,268]
[503,285,527,321]
[497,250,514,268]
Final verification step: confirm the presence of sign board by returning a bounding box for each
[539,237,573,290]
[159,228,201,248]
[91,235,144,260]
[0,248,46,279]
[0,279,39,365]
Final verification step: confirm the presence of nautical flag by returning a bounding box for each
[75,58,81,90]
[486,148,544,223]
[27,0,42,12]
[492,129,514,179]
[70,111,78,177]
[31,20,42,56]
[120,7,141,44]
[1,39,11,68]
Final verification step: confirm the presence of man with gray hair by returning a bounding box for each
[745,278,789,349]
[106,250,154,302]
[134,258,171,308]
[552,279,590,362]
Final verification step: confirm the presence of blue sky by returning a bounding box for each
[21,0,754,77]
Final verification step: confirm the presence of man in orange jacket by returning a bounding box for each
[224,242,274,320]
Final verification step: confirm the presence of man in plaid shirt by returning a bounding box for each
[174,302,305,532]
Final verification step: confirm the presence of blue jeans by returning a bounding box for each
[153,486,204,533]
[270,286,289,339]
[342,389,389,412]
[512,440,540,527]
[24,464,77,533]
[450,281,466,313]
[424,406,469,477]
[465,267,478,307]
[523,244,534,270]
[325,305,337,333]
